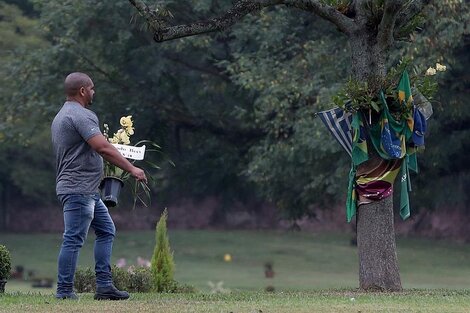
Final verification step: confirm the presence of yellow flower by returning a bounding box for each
[425,67,436,76]
[223,254,232,262]
[120,115,133,128]
[118,130,130,145]
[126,127,134,136]
[109,136,119,144]
[110,129,130,145]
[435,63,446,72]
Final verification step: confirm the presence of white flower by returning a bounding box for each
[436,63,446,72]
[425,67,436,76]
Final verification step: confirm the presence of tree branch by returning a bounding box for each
[377,0,406,49]
[128,0,355,42]
[288,0,356,34]
[395,0,430,29]
[128,0,159,32]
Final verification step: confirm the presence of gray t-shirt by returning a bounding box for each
[51,101,103,195]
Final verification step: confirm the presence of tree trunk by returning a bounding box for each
[350,31,402,291]
[357,196,402,291]
[349,32,386,90]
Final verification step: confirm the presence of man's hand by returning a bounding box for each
[88,135,148,184]
[130,166,147,184]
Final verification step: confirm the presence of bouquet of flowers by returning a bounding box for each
[333,58,447,119]
[101,115,161,208]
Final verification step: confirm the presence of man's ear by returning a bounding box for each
[79,86,85,96]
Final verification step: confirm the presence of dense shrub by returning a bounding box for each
[0,245,11,280]
[74,264,194,293]
[128,266,153,292]
[74,267,96,293]
[75,265,152,293]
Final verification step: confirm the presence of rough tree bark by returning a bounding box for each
[128,0,430,291]
[356,152,402,290]
[358,197,402,290]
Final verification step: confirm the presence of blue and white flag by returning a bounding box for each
[317,108,353,156]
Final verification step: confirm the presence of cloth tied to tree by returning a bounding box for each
[345,70,426,222]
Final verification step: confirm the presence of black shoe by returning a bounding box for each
[94,285,130,300]
[55,292,79,300]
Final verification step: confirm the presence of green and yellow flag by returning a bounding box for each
[397,70,414,133]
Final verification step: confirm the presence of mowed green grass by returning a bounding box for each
[1,230,470,312]
[1,290,470,313]
[1,230,470,293]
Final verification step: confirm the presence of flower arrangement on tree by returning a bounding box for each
[101,115,162,208]
[333,58,447,119]
[329,58,447,223]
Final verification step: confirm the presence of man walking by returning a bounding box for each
[51,72,147,300]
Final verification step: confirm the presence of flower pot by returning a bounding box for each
[100,177,124,207]
[0,279,6,293]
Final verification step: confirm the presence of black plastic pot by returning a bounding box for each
[100,177,124,207]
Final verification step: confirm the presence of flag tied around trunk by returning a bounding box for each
[318,71,428,222]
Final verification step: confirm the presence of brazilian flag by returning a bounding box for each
[397,70,414,134]
[351,112,368,166]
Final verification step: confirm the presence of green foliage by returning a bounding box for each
[110,265,131,292]
[74,265,154,293]
[332,57,442,117]
[127,266,154,293]
[0,2,55,206]
[332,78,378,112]
[0,245,12,280]
[0,0,469,223]
[391,0,470,210]
[224,8,351,219]
[74,267,95,293]
[151,209,176,292]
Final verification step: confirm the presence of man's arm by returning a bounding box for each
[87,134,147,183]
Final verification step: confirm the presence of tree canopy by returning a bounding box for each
[0,0,468,227]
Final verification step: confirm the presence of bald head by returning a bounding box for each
[64,72,92,96]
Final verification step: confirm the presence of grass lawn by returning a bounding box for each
[1,230,469,312]
[1,290,469,313]
[1,230,470,292]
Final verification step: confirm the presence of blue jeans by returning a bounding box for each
[56,194,116,296]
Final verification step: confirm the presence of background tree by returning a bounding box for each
[0,1,51,229]
[0,0,467,280]
[127,0,469,290]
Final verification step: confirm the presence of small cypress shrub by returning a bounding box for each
[151,208,176,292]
